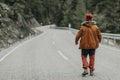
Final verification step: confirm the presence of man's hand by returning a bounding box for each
[75,41,78,45]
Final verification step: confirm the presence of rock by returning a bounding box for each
[0,2,40,50]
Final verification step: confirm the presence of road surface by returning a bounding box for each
[0,26,120,80]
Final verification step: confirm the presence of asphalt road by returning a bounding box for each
[0,26,120,80]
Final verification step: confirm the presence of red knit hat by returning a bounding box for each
[86,13,93,21]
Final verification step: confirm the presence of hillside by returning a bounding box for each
[0,0,119,50]
[0,2,40,50]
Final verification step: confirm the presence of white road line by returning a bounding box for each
[0,44,22,62]
[0,32,47,63]
[57,50,68,60]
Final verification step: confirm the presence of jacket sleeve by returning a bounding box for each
[75,27,82,44]
[97,28,102,43]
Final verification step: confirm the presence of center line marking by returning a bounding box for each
[57,50,68,60]
[0,31,47,63]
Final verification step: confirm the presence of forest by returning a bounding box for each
[0,0,120,33]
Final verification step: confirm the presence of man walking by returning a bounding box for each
[75,13,102,76]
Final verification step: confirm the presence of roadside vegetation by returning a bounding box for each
[0,0,119,50]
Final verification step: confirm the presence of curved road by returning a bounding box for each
[0,26,120,80]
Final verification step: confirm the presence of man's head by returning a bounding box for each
[86,13,93,21]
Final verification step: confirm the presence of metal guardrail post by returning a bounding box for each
[113,38,116,45]
[107,38,109,45]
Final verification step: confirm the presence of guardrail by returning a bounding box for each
[70,28,120,39]
[49,26,120,47]
[69,28,120,47]
[102,33,120,40]
[101,33,120,47]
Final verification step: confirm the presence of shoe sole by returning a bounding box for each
[82,73,88,77]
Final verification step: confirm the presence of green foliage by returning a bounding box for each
[57,0,86,28]
[14,0,86,28]
[85,0,120,33]
[1,0,119,33]
[0,0,4,3]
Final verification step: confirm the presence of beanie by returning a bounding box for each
[86,13,93,21]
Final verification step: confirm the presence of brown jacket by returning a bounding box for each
[75,21,102,49]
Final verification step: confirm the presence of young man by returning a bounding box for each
[75,13,102,76]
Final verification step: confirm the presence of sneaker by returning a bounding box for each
[82,69,88,76]
[90,70,94,76]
